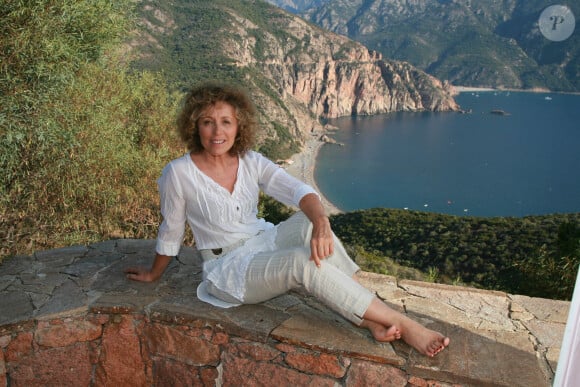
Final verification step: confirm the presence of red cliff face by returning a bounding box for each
[223,10,459,132]
[284,57,459,118]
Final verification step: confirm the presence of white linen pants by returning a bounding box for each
[206,212,375,325]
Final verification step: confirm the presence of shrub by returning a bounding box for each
[0,0,182,257]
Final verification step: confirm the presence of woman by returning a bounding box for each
[125,82,450,357]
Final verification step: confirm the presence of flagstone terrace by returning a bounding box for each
[0,239,567,386]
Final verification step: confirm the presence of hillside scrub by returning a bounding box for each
[330,208,580,300]
[1,0,183,257]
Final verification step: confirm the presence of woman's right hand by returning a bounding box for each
[124,267,158,282]
[124,254,172,282]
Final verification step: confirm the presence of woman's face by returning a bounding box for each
[197,101,238,157]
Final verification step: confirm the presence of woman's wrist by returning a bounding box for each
[311,214,330,227]
[149,254,172,279]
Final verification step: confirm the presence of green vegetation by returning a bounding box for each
[258,122,301,161]
[330,208,580,300]
[345,245,426,282]
[1,0,183,257]
[133,1,242,87]
[258,193,297,226]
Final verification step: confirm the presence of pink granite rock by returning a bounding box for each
[346,358,408,386]
[284,350,348,378]
[8,344,91,386]
[34,318,102,348]
[94,315,147,386]
[222,351,336,386]
[144,323,221,366]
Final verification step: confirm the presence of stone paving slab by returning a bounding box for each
[0,239,569,386]
[271,302,405,366]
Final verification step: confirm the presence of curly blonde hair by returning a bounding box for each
[176,82,258,156]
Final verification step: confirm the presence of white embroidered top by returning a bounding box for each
[155,151,316,256]
[155,151,317,306]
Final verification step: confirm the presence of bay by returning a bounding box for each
[316,91,580,217]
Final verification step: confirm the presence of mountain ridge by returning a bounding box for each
[267,0,580,92]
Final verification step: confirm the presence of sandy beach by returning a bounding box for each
[451,85,574,94]
[452,85,497,93]
[284,135,342,215]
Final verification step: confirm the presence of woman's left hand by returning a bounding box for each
[310,216,334,267]
[298,193,335,267]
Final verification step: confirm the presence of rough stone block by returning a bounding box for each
[271,304,403,366]
[0,348,6,387]
[230,339,282,362]
[346,358,408,386]
[152,358,203,387]
[221,350,336,386]
[284,349,349,378]
[116,239,156,255]
[4,332,32,363]
[34,318,102,348]
[94,314,147,386]
[0,255,35,276]
[34,245,88,266]
[406,322,550,386]
[144,322,221,366]
[0,291,33,326]
[90,293,158,315]
[7,343,92,386]
[35,279,88,319]
[511,294,570,324]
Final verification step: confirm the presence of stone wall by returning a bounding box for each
[1,311,423,386]
[0,240,568,386]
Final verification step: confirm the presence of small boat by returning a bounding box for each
[490,109,511,116]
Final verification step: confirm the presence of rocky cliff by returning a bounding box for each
[132,0,459,153]
[224,9,459,118]
[271,0,580,92]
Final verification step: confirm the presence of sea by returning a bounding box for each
[315,91,580,217]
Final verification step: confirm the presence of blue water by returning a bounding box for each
[315,91,580,217]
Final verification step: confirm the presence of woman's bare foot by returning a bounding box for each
[352,274,449,356]
[363,298,450,357]
[360,320,401,342]
[400,318,450,357]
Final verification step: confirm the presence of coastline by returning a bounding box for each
[284,135,342,215]
[452,86,497,93]
[452,85,580,95]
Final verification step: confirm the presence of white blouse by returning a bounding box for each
[155,150,317,307]
[155,150,316,256]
